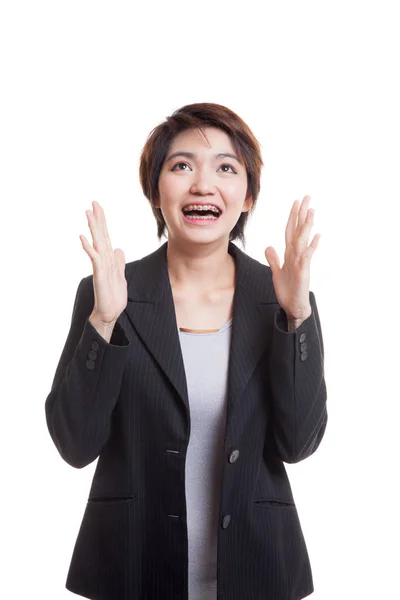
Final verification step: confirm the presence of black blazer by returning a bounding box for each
[45,240,327,600]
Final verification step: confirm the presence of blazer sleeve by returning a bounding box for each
[267,290,328,464]
[45,276,131,469]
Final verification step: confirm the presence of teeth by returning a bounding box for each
[183,204,220,214]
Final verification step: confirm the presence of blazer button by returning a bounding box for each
[86,360,95,370]
[299,333,307,343]
[91,341,100,351]
[300,342,308,352]
[221,515,231,529]
[300,352,308,361]
[88,350,97,360]
[229,450,240,463]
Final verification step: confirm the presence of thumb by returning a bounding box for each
[114,248,126,277]
[265,246,280,273]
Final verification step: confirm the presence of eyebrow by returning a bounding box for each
[165,151,241,164]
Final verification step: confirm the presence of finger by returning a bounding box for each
[295,208,315,253]
[114,248,126,277]
[86,209,104,252]
[87,203,110,254]
[296,195,311,234]
[285,199,299,246]
[265,246,280,272]
[80,234,99,262]
[91,202,108,248]
[93,201,113,252]
[296,195,311,235]
[303,233,321,263]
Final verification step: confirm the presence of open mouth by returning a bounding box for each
[181,206,221,221]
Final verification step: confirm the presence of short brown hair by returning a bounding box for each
[139,102,264,248]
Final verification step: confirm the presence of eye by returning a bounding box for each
[171,162,190,171]
[171,162,237,173]
[219,163,237,173]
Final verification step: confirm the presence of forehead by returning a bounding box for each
[169,127,234,151]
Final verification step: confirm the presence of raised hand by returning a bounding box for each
[264,195,321,323]
[80,201,127,325]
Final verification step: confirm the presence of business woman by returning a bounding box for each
[45,102,327,600]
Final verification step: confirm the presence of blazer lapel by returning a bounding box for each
[124,241,279,427]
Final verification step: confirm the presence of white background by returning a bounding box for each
[1,1,399,598]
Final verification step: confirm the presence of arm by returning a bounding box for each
[268,290,328,463]
[44,276,131,468]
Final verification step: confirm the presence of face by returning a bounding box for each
[155,127,253,244]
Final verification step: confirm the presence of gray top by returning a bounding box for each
[178,318,233,600]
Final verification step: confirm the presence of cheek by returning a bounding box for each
[159,173,185,197]
[220,180,248,202]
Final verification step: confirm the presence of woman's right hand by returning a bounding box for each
[80,201,127,325]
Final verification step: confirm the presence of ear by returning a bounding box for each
[242,194,253,213]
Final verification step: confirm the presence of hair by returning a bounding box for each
[138,102,264,249]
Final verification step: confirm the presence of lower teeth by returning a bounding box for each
[185,215,217,220]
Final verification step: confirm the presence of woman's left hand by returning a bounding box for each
[264,195,321,324]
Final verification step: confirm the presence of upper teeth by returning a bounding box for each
[183,204,220,214]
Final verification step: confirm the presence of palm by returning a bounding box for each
[265,195,321,320]
[80,201,127,324]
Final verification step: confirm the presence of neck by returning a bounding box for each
[166,238,234,292]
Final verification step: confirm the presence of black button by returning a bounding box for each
[299,333,307,343]
[300,343,308,352]
[91,341,100,351]
[86,360,95,370]
[229,450,240,463]
[221,515,231,529]
[88,350,97,360]
[300,352,308,361]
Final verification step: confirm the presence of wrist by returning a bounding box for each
[88,313,117,344]
[287,317,302,332]
[89,311,117,328]
[286,307,312,332]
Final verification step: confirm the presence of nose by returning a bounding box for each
[189,170,215,195]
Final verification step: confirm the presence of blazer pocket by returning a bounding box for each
[253,498,295,508]
[87,495,137,505]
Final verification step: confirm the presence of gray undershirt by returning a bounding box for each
[178,318,233,600]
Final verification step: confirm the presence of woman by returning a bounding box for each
[45,102,327,600]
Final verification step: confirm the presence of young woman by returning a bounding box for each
[45,102,327,600]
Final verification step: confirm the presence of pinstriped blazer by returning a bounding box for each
[45,240,328,600]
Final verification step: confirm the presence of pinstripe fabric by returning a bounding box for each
[45,240,327,600]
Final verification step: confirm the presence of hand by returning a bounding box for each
[264,195,321,321]
[80,201,128,324]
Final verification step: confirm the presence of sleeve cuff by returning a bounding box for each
[85,317,130,347]
[274,306,314,334]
